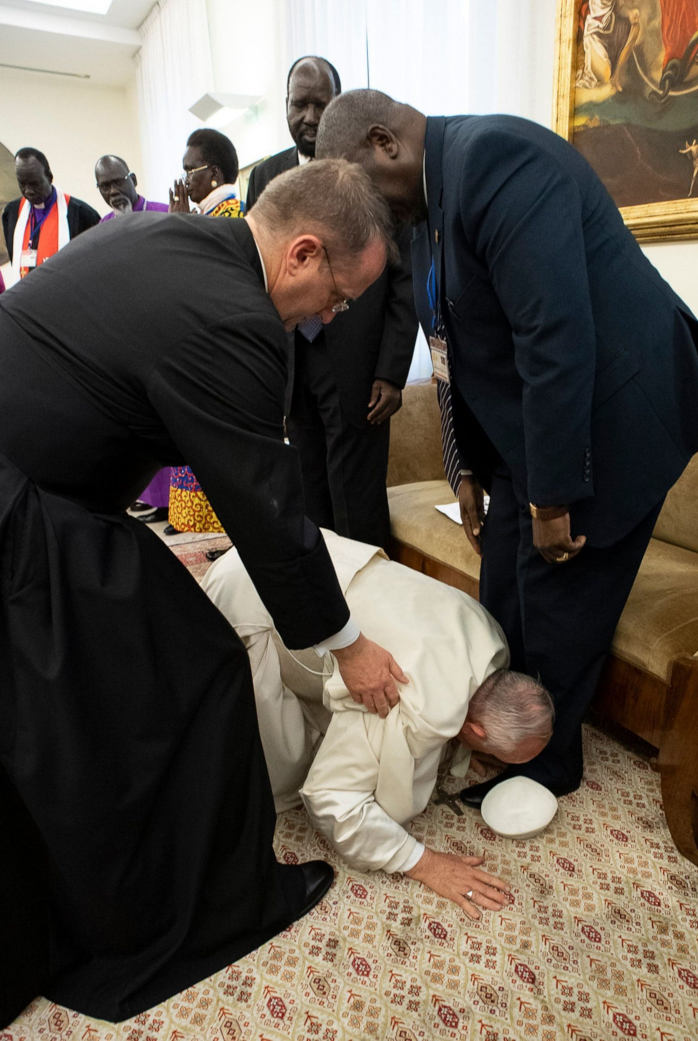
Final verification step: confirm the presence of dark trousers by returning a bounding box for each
[287,336,391,551]
[479,468,662,788]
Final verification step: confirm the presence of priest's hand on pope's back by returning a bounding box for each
[332,633,408,718]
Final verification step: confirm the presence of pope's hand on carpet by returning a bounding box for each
[406,848,513,918]
[333,633,408,717]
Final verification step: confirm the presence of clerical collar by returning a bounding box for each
[297,151,312,166]
[32,186,57,212]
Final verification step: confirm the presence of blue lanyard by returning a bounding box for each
[427,257,443,336]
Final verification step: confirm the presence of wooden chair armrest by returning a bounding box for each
[658,655,698,865]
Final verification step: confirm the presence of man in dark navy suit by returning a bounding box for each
[317,89,698,802]
[247,59,416,551]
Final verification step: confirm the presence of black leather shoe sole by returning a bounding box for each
[292,860,334,921]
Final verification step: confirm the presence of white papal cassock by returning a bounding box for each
[202,530,508,874]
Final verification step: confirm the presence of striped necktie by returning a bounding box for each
[436,379,464,496]
[298,315,324,341]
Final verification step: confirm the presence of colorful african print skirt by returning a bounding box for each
[168,466,224,533]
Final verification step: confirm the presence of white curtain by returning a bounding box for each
[283,0,557,378]
[284,0,369,90]
[136,0,214,202]
[366,0,556,122]
[135,1,558,379]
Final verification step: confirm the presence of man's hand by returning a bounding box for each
[532,512,586,564]
[458,476,485,556]
[367,380,402,424]
[468,751,506,778]
[333,633,408,717]
[406,847,513,918]
[169,179,191,213]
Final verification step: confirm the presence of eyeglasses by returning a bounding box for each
[183,164,210,181]
[322,246,350,313]
[96,174,132,191]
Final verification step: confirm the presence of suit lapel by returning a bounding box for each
[282,147,299,172]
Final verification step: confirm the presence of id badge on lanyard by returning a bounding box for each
[20,248,38,269]
[429,334,449,383]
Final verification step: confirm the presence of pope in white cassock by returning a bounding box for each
[202,529,553,914]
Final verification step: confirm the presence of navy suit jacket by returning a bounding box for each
[247,147,417,426]
[413,115,698,547]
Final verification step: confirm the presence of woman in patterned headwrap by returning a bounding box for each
[167,128,245,534]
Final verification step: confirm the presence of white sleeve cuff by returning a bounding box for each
[397,840,425,874]
[313,616,361,656]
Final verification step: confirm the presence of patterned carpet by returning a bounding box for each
[166,533,232,581]
[5,539,698,1041]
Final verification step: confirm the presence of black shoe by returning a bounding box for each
[460,768,581,808]
[459,772,508,808]
[205,547,229,562]
[291,860,334,921]
[163,524,180,536]
[130,499,155,513]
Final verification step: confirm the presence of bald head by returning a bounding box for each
[95,154,138,213]
[286,57,341,158]
[316,89,427,222]
[316,89,404,159]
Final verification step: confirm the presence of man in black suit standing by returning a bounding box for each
[246,57,417,550]
[317,89,698,802]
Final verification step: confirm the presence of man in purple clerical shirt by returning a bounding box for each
[95,154,168,221]
[95,153,171,517]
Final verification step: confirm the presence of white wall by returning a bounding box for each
[642,242,698,313]
[0,67,142,213]
[0,66,142,281]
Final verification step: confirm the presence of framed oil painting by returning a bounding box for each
[553,0,698,241]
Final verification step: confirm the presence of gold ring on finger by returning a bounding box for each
[555,552,569,563]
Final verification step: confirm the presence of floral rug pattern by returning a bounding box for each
[5,726,698,1041]
[6,534,698,1041]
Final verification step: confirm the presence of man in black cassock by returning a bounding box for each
[0,158,405,1025]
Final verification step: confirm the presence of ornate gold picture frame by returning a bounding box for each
[553,0,698,242]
